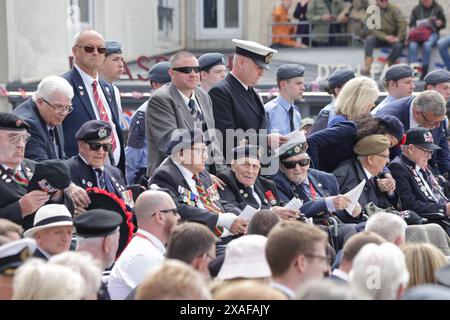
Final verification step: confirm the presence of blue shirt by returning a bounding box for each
[371,95,396,114]
[264,96,302,135]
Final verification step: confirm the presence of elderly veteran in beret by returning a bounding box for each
[424,69,450,103]
[310,69,356,135]
[333,134,411,220]
[217,145,299,220]
[149,128,247,240]
[0,238,36,300]
[66,120,128,214]
[272,141,360,250]
[388,127,450,235]
[198,53,227,92]
[265,64,306,136]
[0,113,76,229]
[371,64,415,114]
[23,204,73,260]
[126,61,171,186]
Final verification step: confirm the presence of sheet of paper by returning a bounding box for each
[273,130,306,158]
[344,180,366,215]
[284,197,303,211]
[239,205,259,221]
[416,18,431,28]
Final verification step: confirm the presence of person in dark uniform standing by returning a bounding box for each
[198,52,227,92]
[209,39,287,163]
[66,120,128,214]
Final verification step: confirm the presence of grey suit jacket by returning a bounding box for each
[146,83,225,174]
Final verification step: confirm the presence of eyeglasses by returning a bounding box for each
[304,253,331,264]
[171,66,201,74]
[76,45,107,54]
[282,157,310,169]
[374,154,390,161]
[87,141,113,152]
[415,145,434,156]
[8,133,31,145]
[42,98,73,114]
[419,111,442,128]
[152,208,178,216]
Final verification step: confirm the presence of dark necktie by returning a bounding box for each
[288,107,295,132]
[95,168,106,190]
[188,99,204,129]
[48,128,55,143]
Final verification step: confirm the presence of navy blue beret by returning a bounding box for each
[0,112,30,131]
[75,120,112,141]
[198,53,226,71]
[166,128,205,155]
[105,40,122,56]
[231,145,262,160]
[376,114,404,143]
[74,209,123,238]
[148,61,171,84]
[277,64,305,81]
[328,69,356,89]
[424,69,450,85]
[384,64,414,81]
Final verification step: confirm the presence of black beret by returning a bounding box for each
[424,69,450,85]
[0,112,30,131]
[376,114,404,142]
[328,69,356,89]
[166,128,205,155]
[198,53,226,71]
[0,239,35,275]
[231,145,262,160]
[105,40,122,56]
[74,209,123,238]
[75,120,112,141]
[148,61,171,84]
[384,64,414,81]
[27,160,71,192]
[277,64,305,80]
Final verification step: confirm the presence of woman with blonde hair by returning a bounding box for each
[329,76,379,127]
[403,243,448,289]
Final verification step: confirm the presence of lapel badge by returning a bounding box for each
[243,193,248,198]
[87,181,93,187]
[5,178,11,183]
[80,91,85,96]
[82,179,86,185]
[78,85,83,90]
[239,189,244,194]
[2,174,6,180]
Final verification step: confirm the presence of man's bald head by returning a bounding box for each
[135,190,175,221]
[74,30,105,47]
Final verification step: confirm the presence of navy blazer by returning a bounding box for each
[209,74,267,157]
[62,67,125,173]
[272,169,356,223]
[376,96,450,175]
[13,99,65,161]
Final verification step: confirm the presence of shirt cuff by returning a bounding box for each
[217,212,238,230]
[325,197,336,213]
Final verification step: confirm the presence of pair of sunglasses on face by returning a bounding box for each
[87,141,112,152]
[281,157,310,169]
[171,66,201,74]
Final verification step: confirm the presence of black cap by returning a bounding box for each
[75,120,112,141]
[148,61,171,84]
[232,39,278,71]
[0,239,36,275]
[105,40,122,56]
[384,64,414,81]
[424,69,450,85]
[0,112,30,131]
[27,160,71,192]
[328,69,356,90]
[74,209,123,238]
[231,145,262,160]
[405,127,441,150]
[198,53,226,72]
[166,128,205,155]
[376,114,404,142]
[276,64,305,81]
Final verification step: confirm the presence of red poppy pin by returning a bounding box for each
[265,190,277,206]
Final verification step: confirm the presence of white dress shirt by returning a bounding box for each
[107,229,165,300]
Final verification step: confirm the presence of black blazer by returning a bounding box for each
[13,99,65,161]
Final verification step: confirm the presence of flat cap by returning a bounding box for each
[384,64,414,81]
[353,134,390,156]
[232,39,278,70]
[328,69,356,89]
[0,238,36,275]
[166,128,205,155]
[277,64,305,81]
[376,115,404,143]
[231,145,262,160]
[405,127,441,150]
[74,209,123,238]
[148,61,171,84]
[76,120,112,141]
[198,53,226,72]
[424,69,450,85]
[0,112,30,131]
[105,40,122,56]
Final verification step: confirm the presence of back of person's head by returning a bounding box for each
[13,259,86,300]
[32,75,74,102]
[266,221,328,277]
[296,278,363,300]
[213,280,287,300]
[413,90,446,116]
[406,223,450,256]
[247,209,281,236]
[349,242,409,300]
[166,222,217,264]
[365,213,407,246]
[135,260,211,300]
[0,219,23,240]
[49,251,103,300]
[342,231,386,263]
[403,243,448,289]
[134,190,173,223]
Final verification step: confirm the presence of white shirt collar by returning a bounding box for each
[230,72,249,90]
[363,167,374,180]
[331,268,349,281]
[78,154,104,171]
[409,100,420,129]
[271,282,296,299]
[0,163,22,172]
[75,64,99,86]
[135,228,166,254]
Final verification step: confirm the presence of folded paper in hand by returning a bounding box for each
[239,205,259,221]
[284,197,303,210]
[344,180,366,215]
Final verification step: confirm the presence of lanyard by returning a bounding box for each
[309,182,316,199]
[134,232,160,249]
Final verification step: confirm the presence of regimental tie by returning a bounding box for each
[192,174,223,237]
[288,107,295,132]
[92,80,117,152]
[95,168,106,190]
[7,168,29,188]
[188,99,204,130]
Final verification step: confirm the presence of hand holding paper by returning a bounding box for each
[343,180,366,216]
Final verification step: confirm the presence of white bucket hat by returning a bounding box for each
[23,204,73,238]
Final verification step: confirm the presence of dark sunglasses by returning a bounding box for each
[77,45,107,54]
[282,158,310,169]
[87,141,112,152]
[171,66,201,74]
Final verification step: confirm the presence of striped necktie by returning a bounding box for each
[193,174,223,236]
[7,168,29,188]
[92,80,117,152]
